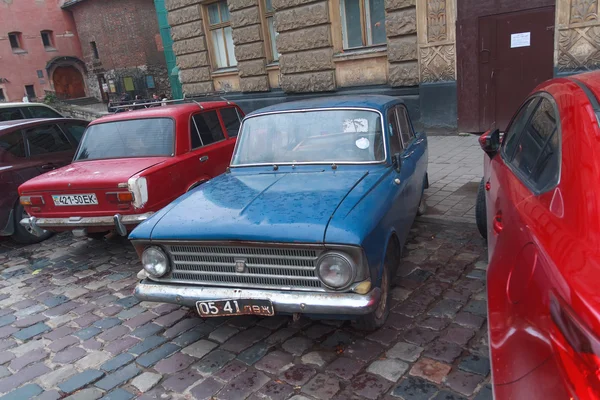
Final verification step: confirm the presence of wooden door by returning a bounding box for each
[53,66,86,99]
[479,7,555,131]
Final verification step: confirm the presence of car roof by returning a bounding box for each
[246,95,404,117]
[91,101,234,125]
[0,118,86,132]
[0,102,56,109]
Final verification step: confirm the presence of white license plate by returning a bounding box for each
[52,194,98,206]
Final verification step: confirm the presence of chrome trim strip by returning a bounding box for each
[134,279,381,315]
[230,107,388,167]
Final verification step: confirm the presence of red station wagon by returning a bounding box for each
[19,102,243,239]
[477,70,600,399]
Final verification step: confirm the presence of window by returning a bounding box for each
[340,0,386,49]
[503,98,539,160]
[508,97,560,192]
[36,70,44,79]
[388,108,402,154]
[191,111,226,149]
[25,125,73,156]
[0,108,25,121]
[8,32,23,52]
[0,89,5,102]
[220,107,241,137]
[27,106,62,119]
[397,106,414,146]
[146,76,156,89]
[90,41,99,59]
[206,1,237,68]
[62,122,88,143]
[0,131,26,160]
[123,77,135,92]
[264,0,279,62]
[41,31,54,50]
[25,85,36,100]
[75,119,174,160]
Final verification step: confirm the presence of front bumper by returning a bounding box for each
[20,212,154,237]
[134,279,381,315]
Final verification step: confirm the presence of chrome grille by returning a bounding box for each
[161,244,324,290]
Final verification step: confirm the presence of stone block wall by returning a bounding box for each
[230,0,270,92]
[556,0,600,74]
[165,0,214,95]
[273,0,336,92]
[386,0,419,86]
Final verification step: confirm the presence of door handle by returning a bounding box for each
[41,163,55,170]
[199,156,209,163]
[493,211,503,234]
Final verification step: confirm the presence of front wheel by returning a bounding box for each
[476,178,487,239]
[11,203,52,244]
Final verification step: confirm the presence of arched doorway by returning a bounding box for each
[53,66,86,99]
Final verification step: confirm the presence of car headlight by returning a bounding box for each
[317,252,355,289]
[141,246,169,278]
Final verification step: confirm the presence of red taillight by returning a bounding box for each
[106,192,134,203]
[20,196,44,206]
[550,293,600,398]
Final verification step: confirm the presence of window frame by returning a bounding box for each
[501,92,562,195]
[219,106,242,138]
[90,41,99,60]
[261,0,279,63]
[339,0,386,50]
[24,85,36,101]
[204,0,237,70]
[41,30,55,50]
[387,107,403,155]
[396,105,414,148]
[8,32,25,53]
[190,110,228,151]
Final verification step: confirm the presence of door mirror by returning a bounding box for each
[392,153,402,173]
[479,128,501,158]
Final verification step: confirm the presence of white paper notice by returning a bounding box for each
[511,32,531,48]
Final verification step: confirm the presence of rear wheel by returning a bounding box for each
[11,203,52,244]
[476,178,487,239]
[352,242,394,331]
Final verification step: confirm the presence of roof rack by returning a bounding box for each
[108,91,232,111]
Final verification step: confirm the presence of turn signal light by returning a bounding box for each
[20,196,44,206]
[106,192,134,203]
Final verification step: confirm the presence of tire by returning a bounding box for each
[417,192,427,216]
[11,203,52,244]
[353,242,394,331]
[86,232,109,240]
[476,178,487,239]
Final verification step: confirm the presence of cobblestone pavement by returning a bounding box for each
[424,135,483,225]
[0,135,491,400]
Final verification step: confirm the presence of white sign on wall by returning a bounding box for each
[511,32,531,48]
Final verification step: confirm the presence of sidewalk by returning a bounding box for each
[422,134,483,225]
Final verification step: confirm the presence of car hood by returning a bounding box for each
[146,169,369,243]
[19,157,169,192]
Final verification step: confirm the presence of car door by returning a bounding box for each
[23,123,78,173]
[397,105,427,214]
[487,94,560,385]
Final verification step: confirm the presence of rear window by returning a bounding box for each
[75,118,174,161]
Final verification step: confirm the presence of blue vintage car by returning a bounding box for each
[131,95,428,330]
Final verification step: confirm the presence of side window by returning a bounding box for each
[387,108,402,155]
[220,107,241,137]
[397,106,414,146]
[503,98,539,161]
[27,106,62,119]
[191,111,226,149]
[0,131,26,161]
[0,108,25,122]
[511,97,560,192]
[63,122,88,143]
[25,124,73,156]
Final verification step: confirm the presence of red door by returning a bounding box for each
[478,7,555,131]
[53,66,86,99]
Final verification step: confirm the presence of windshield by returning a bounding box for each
[232,109,384,165]
[75,118,174,161]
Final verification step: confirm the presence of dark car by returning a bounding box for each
[0,118,88,243]
[0,103,64,121]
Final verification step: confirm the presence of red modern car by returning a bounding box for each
[477,71,600,399]
[0,118,88,243]
[19,102,243,239]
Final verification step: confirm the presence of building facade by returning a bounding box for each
[62,0,172,102]
[164,0,600,132]
[0,0,87,102]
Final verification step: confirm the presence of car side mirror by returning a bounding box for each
[392,153,402,173]
[479,128,501,158]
